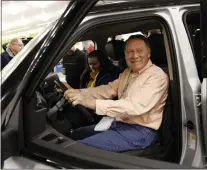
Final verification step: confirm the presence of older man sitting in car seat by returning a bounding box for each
[64,35,169,152]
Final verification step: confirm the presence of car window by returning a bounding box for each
[184,12,202,81]
[54,40,96,73]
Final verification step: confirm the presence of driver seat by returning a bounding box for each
[123,83,174,161]
[123,34,173,160]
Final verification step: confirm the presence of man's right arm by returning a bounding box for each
[80,78,119,100]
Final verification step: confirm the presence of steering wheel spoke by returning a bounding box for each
[53,79,94,123]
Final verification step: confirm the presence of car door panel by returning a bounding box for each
[1,0,99,168]
[1,99,24,168]
[26,124,192,169]
[2,129,18,163]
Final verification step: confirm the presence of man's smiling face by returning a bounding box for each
[125,39,151,73]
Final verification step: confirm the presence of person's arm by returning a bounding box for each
[95,72,169,117]
[64,71,124,108]
[80,78,119,100]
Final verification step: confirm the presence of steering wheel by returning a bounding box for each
[53,79,94,123]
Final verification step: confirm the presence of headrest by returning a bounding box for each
[148,34,167,65]
[105,40,125,60]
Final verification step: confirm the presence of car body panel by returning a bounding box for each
[170,5,203,167]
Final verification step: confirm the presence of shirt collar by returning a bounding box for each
[90,72,99,80]
[131,59,153,75]
[139,60,152,74]
[6,48,15,58]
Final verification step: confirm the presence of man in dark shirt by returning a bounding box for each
[63,46,86,89]
[1,38,24,70]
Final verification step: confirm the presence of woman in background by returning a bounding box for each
[62,50,119,129]
[80,50,118,88]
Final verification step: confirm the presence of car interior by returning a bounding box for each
[22,18,183,164]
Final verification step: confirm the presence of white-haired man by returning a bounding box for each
[1,38,24,70]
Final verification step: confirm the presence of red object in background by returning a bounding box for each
[87,44,95,54]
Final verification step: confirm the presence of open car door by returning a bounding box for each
[1,0,99,168]
[200,0,207,165]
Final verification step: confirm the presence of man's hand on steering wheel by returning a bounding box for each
[54,79,94,123]
[64,89,96,110]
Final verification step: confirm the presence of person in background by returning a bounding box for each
[80,50,118,88]
[1,38,24,70]
[62,46,86,89]
[87,43,95,54]
[82,47,88,55]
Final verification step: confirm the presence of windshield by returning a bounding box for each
[0,20,57,84]
[1,1,70,82]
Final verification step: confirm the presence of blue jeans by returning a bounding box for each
[71,121,158,152]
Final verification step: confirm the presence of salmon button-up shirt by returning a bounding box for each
[81,60,169,130]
